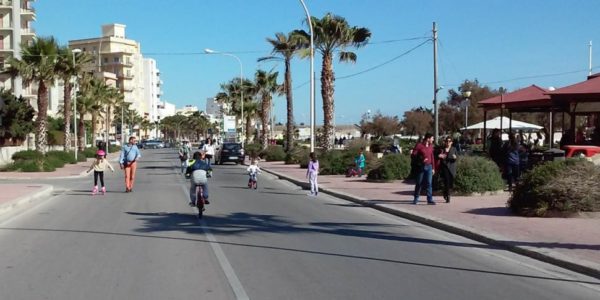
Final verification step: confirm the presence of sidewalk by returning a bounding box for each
[258,160,600,279]
[0,152,120,215]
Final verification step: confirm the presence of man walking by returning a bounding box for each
[119,136,142,193]
[412,133,436,205]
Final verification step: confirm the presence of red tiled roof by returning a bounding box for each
[478,85,550,107]
[546,73,600,95]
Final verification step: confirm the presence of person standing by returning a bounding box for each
[488,129,504,168]
[202,138,216,165]
[438,137,458,203]
[306,152,319,196]
[504,134,521,192]
[179,140,191,174]
[355,148,366,177]
[119,136,141,193]
[412,133,436,205]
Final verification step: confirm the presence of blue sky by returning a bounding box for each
[36,0,600,125]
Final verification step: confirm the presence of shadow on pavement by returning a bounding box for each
[465,207,516,217]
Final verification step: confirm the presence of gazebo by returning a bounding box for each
[478,85,556,149]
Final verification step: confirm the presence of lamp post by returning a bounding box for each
[72,48,82,160]
[299,0,315,152]
[462,90,472,128]
[204,48,244,147]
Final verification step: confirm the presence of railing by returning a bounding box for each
[0,0,12,7]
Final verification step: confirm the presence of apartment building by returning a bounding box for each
[69,24,146,115]
[143,58,162,138]
[0,0,36,101]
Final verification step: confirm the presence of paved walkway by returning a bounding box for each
[258,161,600,279]
[1,155,599,278]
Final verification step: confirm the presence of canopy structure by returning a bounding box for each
[462,116,543,131]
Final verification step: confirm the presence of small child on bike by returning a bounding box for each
[86,149,115,195]
[247,159,261,188]
[187,151,212,206]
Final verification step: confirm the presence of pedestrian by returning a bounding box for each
[86,149,115,195]
[306,152,319,196]
[202,138,216,165]
[179,140,191,174]
[488,129,504,169]
[119,136,141,193]
[412,133,436,205]
[504,134,522,192]
[354,148,366,177]
[438,136,458,203]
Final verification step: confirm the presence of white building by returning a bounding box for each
[176,104,199,116]
[157,100,176,120]
[69,24,146,115]
[143,58,162,137]
[0,0,36,103]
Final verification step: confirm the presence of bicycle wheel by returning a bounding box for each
[196,186,205,218]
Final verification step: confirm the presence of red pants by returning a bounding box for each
[124,162,137,190]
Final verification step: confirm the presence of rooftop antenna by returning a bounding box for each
[589,40,593,76]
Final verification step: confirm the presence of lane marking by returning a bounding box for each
[178,184,249,300]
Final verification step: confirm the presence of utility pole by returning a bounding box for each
[433,22,440,143]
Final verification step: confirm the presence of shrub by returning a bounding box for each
[285,146,310,165]
[262,145,286,161]
[454,156,504,194]
[19,160,43,172]
[244,143,262,159]
[509,159,600,217]
[369,138,393,153]
[12,150,42,161]
[47,150,77,164]
[81,148,97,158]
[108,145,121,153]
[318,150,347,175]
[367,154,411,181]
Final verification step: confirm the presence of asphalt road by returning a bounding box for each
[0,148,599,300]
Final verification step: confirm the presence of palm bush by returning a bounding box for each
[454,156,504,194]
[261,145,286,161]
[509,159,600,217]
[367,153,411,181]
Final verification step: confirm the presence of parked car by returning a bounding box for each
[215,142,244,164]
[144,140,165,149]
[563,145,600,158]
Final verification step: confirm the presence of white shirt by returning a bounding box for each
[202,144,215,156]
[247,165,261,175]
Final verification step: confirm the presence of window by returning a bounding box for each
[103,57,108,63]
[114,57,119,63]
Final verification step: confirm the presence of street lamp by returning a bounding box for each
[462,90,472,128]
[204,48,244,147]
[299,0,316,152]
[72,48,82,160]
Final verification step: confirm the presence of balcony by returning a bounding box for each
[20,7,36,21]
[0,1,12,10]
[21,27,35,36]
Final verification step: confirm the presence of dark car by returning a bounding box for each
[215,142,245,164]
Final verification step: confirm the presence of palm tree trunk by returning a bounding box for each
[321,52,335,151]
[245,114,252,144]
[260,95,270,150]
[284,58,294,152]
[35,81,49,154]
[78,112,85,151]
[91,113,98,144]
[62,82,72,151]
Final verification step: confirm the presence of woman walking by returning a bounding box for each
[306,152,319,196]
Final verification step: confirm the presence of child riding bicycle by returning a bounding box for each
[246,159,261,188]
[187,151,212,206]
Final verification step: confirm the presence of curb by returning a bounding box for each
[261,167,600,280]
[0,184,54,216]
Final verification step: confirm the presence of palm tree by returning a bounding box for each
[5,36,60,153]
[103,86,123,143]
[56,46,93,152]
[216,77,257,143]
[76,74,104,150]
[261,31,308,152]
[254,69,281,149]
[305,13,371,150]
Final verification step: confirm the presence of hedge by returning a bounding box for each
[367,154,411,181]
[454,156,504,194]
